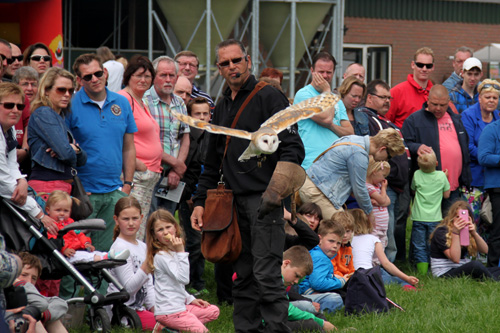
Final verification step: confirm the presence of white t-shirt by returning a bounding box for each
[351,234,380,270]
[107,237,154,311]
[103,60,125,92]
[154,250,195,316]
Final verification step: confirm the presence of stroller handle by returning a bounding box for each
[58,219,106,236]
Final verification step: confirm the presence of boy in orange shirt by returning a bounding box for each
[331,211,355,278]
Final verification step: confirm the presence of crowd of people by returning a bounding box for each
[1,36,500,333]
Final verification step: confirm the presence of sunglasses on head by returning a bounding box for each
[415,62,434,69]
[30,55,51,62]
[0,102,25,110]
[481,83,500,91]
[0,54,13,65]
[54,87,75,95]
[218,57,246,68]
[80,70,104,82]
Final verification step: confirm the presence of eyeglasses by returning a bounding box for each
[80,70,104,82]
[11,55,23,62]
[54,87,75,95]
[414,62,434,69]
[0,102,25,110]
[370,93,393,101]
[0,54,13,65]
[177,61,198,68]
[30,55,52,62]
[481,83,500,91]
[218,57,245,68]
[131,74,153,80]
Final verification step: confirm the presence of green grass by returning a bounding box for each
[70,219,500,332]
[69,260,500,333]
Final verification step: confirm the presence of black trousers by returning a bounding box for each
[232,193,290,333]
[443,260,500,280]
[487,189,500,267]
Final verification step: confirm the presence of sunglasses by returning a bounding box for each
[414,62,434,69]
[0,102,25,110]
[54,87,75,95]
[370,93,393,101]
[30,55,52,62]
[0,54,13,65]
[11,55,23,62]
[218,57,245,68]
[481,83,500,91]
[80,70,104,82]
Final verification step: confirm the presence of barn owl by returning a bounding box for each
[170,92,340,162]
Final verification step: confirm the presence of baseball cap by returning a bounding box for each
[463,57,482,71]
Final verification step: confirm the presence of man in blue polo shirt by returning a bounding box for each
[66,53,137,252]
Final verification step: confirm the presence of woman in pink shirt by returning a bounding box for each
[118,55,163,241]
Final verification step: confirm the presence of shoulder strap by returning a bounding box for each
[313,142,365,164]
[220,81,269,170]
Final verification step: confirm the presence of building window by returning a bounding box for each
[343,44,392,85]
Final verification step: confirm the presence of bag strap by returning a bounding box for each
[219,81,268,172]
[313,142,365,163]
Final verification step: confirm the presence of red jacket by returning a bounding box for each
[386,74,433,128]
[47,218,91,251]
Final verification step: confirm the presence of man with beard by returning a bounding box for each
[143,56,190,215]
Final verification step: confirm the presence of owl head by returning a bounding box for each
[254,132,280,154]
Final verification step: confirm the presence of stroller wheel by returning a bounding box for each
[112,306,142,329]
[90,308,111,332]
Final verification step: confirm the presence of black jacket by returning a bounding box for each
[402,103,471,188]
[194,75,304,206]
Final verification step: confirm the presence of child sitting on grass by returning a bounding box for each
[331,211,355,279]
[411,151,450,275]
[350,209,419,290]
[283,246,336,332]
[298,219,347,314]
[430,201,500,280]
[8,252,68,333]
[146,209,219,333]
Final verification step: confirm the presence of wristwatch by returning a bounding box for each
[123,181,134,188]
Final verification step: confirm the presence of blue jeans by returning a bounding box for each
[441,189,463,217]
[385,187,398,262]
[380,267,408,286]
[411,221,439,263]
[303,292,344,314]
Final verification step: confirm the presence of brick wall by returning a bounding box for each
[343,17,500,87]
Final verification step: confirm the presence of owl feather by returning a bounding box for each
[169,92,340,161]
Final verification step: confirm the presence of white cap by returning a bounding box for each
[463,57,482,71]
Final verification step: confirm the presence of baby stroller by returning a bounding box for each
[0,197,142,332]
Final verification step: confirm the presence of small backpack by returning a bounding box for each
[344,266,389,315]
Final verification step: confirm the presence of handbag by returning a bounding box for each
[200,81,268,263]
[201,183,241,263]
[70,168,93,221]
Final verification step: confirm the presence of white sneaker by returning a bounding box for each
[109,249,130,260]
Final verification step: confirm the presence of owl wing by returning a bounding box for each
[168,108,253,140]
[261,92,341,133]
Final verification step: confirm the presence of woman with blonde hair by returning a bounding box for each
[430,200,500,280]
[28,67,87,201]
[338,76,369,136]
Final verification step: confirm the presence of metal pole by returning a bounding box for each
[206,0,211,94]
[118,0,122,52]
[290,0,297,97]
[148,0,153,61]
[251,0,259,76]
[332,0,344,87]
[68,0,72,71]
